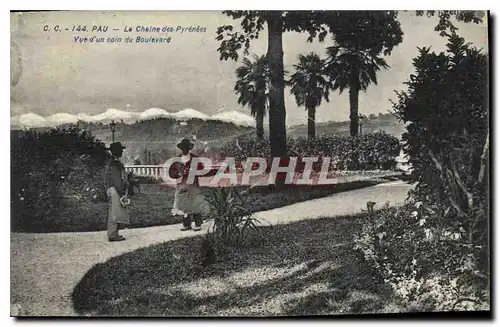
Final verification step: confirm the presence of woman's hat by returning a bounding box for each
[177,138,194,151]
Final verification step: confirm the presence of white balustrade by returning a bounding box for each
[124,164,227,181]
[125,165,166,179]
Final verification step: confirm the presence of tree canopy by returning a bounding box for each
[415,10,484,37]
[217,11,404,62]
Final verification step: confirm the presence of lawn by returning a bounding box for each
[16,174,400,233]
[72,213,395,316]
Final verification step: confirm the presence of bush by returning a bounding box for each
[58,156,107,203]
[353,203,489,312]
[11,127,108,231]
[133,175,164,184]
[391,34,489,245]
[219,132,400,171]
[351,34,490,312]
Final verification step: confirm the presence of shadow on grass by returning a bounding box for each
[72,214,392,316]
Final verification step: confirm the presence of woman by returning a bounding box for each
[169,138,216,231]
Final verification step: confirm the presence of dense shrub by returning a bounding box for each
[353,34,490,313]
[391,34,489,245]
[219,132,400,171]
[353,203,489,312]
[11,127,108,231]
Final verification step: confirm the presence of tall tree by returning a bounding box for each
[217,11,403,158]
[234,54,269,141]
[325,44,389,137]
[288,52,332,139]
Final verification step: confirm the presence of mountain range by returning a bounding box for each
[10,107,404,138]
[10,107,256,130]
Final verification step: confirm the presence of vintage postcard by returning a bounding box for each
[10,10,490,317]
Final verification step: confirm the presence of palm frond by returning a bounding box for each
[234,54,270,120]
[326,44,390,96]
[289,52,331,110]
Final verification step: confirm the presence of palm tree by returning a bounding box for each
[326,45,389,137]
[234,54,269,140]
[288,53,332,139]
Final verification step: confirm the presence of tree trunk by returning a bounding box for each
[307,106,316,139]
[266,12,287,158]
[477,131,489,185]
[349,73,359,137]
[256,109,264,141]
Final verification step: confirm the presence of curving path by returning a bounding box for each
[10,180,413,316]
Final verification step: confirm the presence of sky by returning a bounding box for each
[10,11,488,126]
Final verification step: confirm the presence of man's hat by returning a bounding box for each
[177,138,194,151]
[108,142,126,153]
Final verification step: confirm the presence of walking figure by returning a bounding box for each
[104,142,130,241]
[169,138,216,231]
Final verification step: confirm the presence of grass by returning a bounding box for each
[14,176,398,233]
[72,213,394,316]
[15,184,180,233]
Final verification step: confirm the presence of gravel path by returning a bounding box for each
[10,180,413,316]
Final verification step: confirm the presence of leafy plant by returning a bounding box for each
[391,34,488,245]
[200,187,268,265]
[205,187,265,244]
[353,203,489,312]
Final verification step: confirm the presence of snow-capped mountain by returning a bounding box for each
[11,107,257,129]
[17,113,50,128]
[172,108,210,121]
[91,108,141,123]
[139,108,171,120]
[46,113,80,126]
[211,110,254,127]
[77,113,98,122]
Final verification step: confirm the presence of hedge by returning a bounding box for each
[219,132,401,171]
[11,127,109,231]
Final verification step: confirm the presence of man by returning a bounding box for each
[104,142,130,242]
[169,138,216,231]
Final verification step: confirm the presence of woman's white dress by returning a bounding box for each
[172,154,209,216]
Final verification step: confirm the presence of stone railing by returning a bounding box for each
[124,165,165,178]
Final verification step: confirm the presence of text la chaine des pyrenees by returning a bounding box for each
[124,25,207,33]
